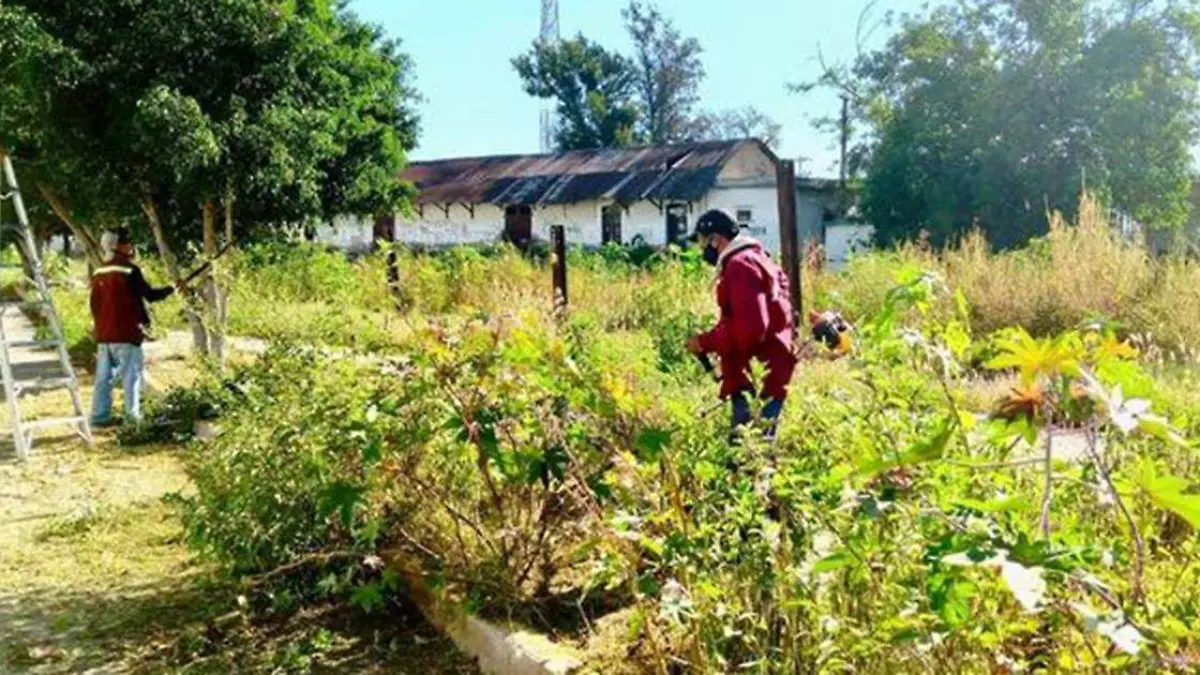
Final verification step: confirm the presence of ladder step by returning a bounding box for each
[13,376,75,394]
[20,416,86,431]
[4,339,63,349]
[2,154,92,459]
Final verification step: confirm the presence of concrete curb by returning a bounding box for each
[394,563,583,675]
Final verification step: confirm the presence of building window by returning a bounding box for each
[601,204,623,245]
[736,208,753,227]
[665,203,688,245]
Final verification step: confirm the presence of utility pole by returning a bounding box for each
[776,159,801,321]
[839,95,849,218]
[539,0,561,153]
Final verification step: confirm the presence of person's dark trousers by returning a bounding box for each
[730,390,785,442]
[729,391,786,530]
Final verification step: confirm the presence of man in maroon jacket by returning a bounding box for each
[90,228,175,427]
[687,209,797,439]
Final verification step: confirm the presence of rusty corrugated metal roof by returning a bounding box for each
[402,139,761,206]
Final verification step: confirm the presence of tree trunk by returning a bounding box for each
[202,200,227,367]
[37,184,102,267]
[141,192,209,355]
[224,181,235,245]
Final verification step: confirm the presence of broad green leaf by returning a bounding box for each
[927,573,976,628]
[813,549,858,574]
[1137,415,1189,448]
[350,583,384,613]
[860,416,955,477]
[639,535,664,558]
[944,320,971,359]
[634,427,672,462]
[319,482,364,527]
[1135,466,1200,528]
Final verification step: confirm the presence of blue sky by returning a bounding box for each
[349,0,927,178]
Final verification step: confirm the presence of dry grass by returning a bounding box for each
[819,195,1200,352]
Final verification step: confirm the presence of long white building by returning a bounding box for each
[393,138,784,251]
[312,138,875,267]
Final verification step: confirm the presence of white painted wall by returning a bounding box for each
[312,215,373,251]
[394,198,700,248]
[314,190,871,271]
[704,186,781,253]
[396,203,506,246]
[533,200,672,246]
[825,223,875,270]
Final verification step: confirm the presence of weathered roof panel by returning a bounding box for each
[402,139,773,206]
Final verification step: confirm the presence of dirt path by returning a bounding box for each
[0,332,476,673]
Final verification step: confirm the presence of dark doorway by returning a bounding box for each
[666,203,688,245]
[601,204,622,245]
[504,205,533,246]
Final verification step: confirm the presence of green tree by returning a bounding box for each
[513,36,639,151]
[1,0,418,360]
[798,0,1200,249]
[623,1,705,144]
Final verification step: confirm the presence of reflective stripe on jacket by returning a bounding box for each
[89,254,173,345]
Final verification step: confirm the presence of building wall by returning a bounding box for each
[533,200,672,246]
[825,222,875,270]
[703,186,780,252]
[395,203,507,246]
[717,143,777,182]
[312,215,374,251]
[314,186,873,271]
[796,188,839,245]
[393,198,713,248]
[388,142,782,250]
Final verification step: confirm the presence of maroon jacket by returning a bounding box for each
[90,254,174,345]
[697,237,797,400]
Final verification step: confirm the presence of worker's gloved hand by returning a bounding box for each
[686,335,703,355]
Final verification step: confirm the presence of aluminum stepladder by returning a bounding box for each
[0,153,93,460]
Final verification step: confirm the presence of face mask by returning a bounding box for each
[702,242,720,266]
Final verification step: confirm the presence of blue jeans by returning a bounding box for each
[91,343,144,424]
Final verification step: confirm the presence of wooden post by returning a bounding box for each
[776,159,801,321]
[386,247,402,303]
[551,225,567,317]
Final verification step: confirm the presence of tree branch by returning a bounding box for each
[1084,424,1146,605]
[37,183,102,267]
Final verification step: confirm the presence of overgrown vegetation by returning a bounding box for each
[82,202,1192,672]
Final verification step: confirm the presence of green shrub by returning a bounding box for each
[162,242,1200,672]
[176,315,672,608]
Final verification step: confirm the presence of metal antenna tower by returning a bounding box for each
[538,0,560,153]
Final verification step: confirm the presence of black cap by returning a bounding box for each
[114,227,132,246]
[691,209,739,240]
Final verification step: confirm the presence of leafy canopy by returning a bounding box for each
[806,0,1200,248]
[514,2,781,151]
[1,0,419,250]
[513,36,639,151]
